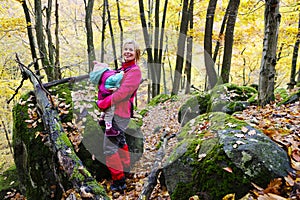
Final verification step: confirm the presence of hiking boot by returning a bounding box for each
[110,177,126,192]
[98,119,105,127]
[105,127,120,136]
[124,168,134,179]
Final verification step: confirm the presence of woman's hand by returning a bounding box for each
[97,96,112,110]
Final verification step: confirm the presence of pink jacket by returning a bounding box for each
[97,60,141,118]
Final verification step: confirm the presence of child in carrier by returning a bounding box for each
[89,61,124,136]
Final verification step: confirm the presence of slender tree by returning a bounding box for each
[213,5,229,64]
[288,12,300,89]
[101,0,106,62]
[185,0,193,94]
[220,0,240,83]
[105,0,118,69]
[84,0,95,72]
[158,0,168,94]
[35,0,54,81]
[138,0,154,99]
[54,0,61,80]
[46,0,54,69]
[204,0,218,89]
[171,0,190,95]
[19,0,40,77]
[258,0,281,106]
[153,0,160,95]
[158,0,168,65]
[116,0,123,56]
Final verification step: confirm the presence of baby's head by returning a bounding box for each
[93,61,109,72]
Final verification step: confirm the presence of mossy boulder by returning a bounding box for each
[178,92,210,126]
[12,80,143,199]
[148,94,178,106]
[278,89,300,106]
[207,83,257,114]
[274,87,289,100]
[162,112,292,200]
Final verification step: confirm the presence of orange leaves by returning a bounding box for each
[232,99,300,199]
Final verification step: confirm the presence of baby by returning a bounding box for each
[89,61,124,135]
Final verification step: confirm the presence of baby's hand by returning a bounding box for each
[108,88,117,92]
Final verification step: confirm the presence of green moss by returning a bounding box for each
[171,182,195,200]
[179,141,250,200]
[139,108,149,117]
[274,87,288,100]
[278,89,300,106]
[48,84,74,123]
[85,180,107,196]
[248,93,258,105]
[0,165,19,191]
[56,133,73,148]
[127,118,142,130]
[148,94,178,106]
[224,83,257,100]
[179,92,210,117]
[171,112,253,199]
[207,83,258,112]
[156,141,162,150]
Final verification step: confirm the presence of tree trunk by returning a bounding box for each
[185,0,193,94]
[85,0,96,72]
[105,0,118,69]
[54,0,62,80]
[172,0,189,95]
[138,0,154,100]
[221,0,240,83]
[289,12,300,89]
[101,0,106,62]
[116,0,123,56]
[14,56,109,199]
[204,0,218,89]
[258,0,281,106]
[35,0,54,81]
[46,0,54,68]
[153,0,161,96]
[20,0,40,77]
[212,4,229,64]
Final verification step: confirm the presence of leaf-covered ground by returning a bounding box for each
[106,93,300,199]
[1,91,300,199]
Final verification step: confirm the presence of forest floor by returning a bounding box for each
[1,90,300,199]
[101,90,300,199]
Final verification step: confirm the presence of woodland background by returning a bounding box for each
[0,0,299,180]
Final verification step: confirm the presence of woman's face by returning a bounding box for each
[122,43,136,62]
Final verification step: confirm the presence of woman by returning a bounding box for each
[97,39,141,192]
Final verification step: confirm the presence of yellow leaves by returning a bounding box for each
[222,193,235,200]
[0,17,26,32]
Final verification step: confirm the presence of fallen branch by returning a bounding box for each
[43,74,89,88]
[16,55,109,200]
[138,133,176,200]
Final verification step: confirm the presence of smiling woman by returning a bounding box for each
[96,38,142,192]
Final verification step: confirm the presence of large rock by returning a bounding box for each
[12,81,143,199]
[178,84,257,127]
[207,83,257,114]
[178,92,210,126]
[162,112,293,200]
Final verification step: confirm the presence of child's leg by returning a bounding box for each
[104,106,120,136]
[104,106,115,129]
